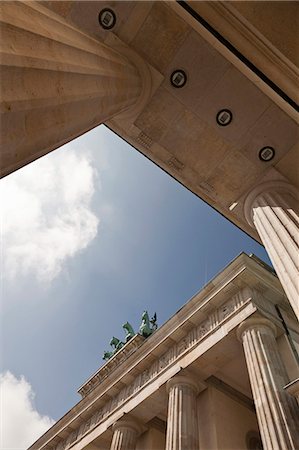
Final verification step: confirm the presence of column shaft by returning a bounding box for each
[238,318,299,450]
[165,377,199,450]
[0,1,142,177]
[244,183,299,320]
[110,427,138,450]
[110,419,141,450]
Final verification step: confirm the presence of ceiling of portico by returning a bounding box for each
[18,2,299,240]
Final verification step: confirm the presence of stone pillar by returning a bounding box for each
[237,317,299,450]
[110,419,141,450]
[0,1,144,177]
[165,376,199,450]
[244,181,299,320]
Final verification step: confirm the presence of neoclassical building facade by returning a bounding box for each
[29,254,299,450]
[1,4,299,447]
[1,1,299,323]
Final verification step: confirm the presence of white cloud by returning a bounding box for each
[0,372,55,450]
[0,148,99,283]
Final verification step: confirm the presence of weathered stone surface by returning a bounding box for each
[29,254,299,450]
[0,1,142,177]
[244,180,299,320]
[238,317,299,450]
[110,419,142,450]
[165,376,202,450]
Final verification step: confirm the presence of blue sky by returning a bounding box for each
[1,125,271,448]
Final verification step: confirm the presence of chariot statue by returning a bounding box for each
[102,311,157,361]
[139,311,157,337]
[103,350,112,361]
[102,336,124,361]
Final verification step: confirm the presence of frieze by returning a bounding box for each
[55,289,250,450]
[78,334,145,397]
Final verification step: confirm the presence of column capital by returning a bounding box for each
[237,317,277,342]
[103,33,153,122]
[112,418,142,435]
[166,375,202,394]
[243,180,298,226]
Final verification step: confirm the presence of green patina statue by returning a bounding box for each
[110,336,124,352]
[103,350,113,361]
[150,312,158,331]
[102,312,157,361]
[102,336,124,361]
[139,311,157,338]
[123,321,135,342]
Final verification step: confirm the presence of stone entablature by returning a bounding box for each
[78,335,146,398]
[55,290,250,450]
[29,254,291,450]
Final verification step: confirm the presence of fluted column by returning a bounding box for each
[165,376,199,450]
[0,1,144,177]
[110,419,141,450]
[244,181,299,320]
[237,317,299,450]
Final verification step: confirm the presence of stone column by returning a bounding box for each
[244,181,299,320]
[237,317,299,450]
[110,419,141,450]
[0,1,145,177]
[165,376,199,450]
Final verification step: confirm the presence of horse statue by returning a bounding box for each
[150,312,158,331]
[102,350,113,361]
[102,336,124,361]
[110,336,124,354]
[123,321,135,342]
[139,310,157,338]
[102,312,157,362]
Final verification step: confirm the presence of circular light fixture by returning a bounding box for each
[99,8,116,30]
[216,109,233,126]
[259,146,275,162]
[170,70,187,88]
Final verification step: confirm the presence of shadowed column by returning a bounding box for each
[0,1,143,177]
[238,317,299,450]
[165,376,200,450]
[110,419,141,450]
[244,181,299,320]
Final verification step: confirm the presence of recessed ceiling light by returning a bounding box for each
[99,8,116,30]
[216,109,233,126]
[170,70,187,88]
[259,146,275,162]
